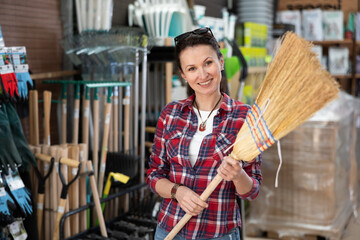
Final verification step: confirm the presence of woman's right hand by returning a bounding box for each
[175,186,208,216]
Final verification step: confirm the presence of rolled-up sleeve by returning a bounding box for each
[236,153,262,200]
[146,106,170,194]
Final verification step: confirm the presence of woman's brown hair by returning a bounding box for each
[174,28,228,95]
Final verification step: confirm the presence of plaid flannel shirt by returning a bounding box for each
[147,93,262,239]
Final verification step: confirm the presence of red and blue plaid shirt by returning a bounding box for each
[147,93,262,239]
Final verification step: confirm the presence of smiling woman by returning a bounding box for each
[146,27,262,240]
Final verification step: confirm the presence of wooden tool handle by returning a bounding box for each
[123,95,130,151]
[29,91,35,145]
[98,102,112,196]
[165,38,173,104]
[73,99,80,144]
[37,193,44,240]
[31,90,40,145]
[82,98,90,147]
[87,161,108,237]
[113,91,119,152]
[93,98,100,181]
[35,153,53,163]
[62,99,67,144]
[165,174,224,240]
[44,91,52,145]
[79,144,88,232]
[52,198,67,240]
[60,157,81,168]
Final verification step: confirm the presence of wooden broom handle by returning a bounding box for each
[87,161,108,237]
[44,91,52,145]
[59,157,81,168]
[52,198,67,240]
[35,153,53,163]
[165,174,224,240]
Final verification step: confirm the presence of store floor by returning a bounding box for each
[341,207,360,240]
[245,205,360,240]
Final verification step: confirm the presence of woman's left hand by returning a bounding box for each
[217,156,243,182]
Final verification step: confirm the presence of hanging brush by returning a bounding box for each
[11,47,33,99]
[165,32,339,239]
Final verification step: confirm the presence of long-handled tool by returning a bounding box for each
[68,145,80,236]
[101,172,129,212]
[29,90,39,146]
[41,145,52,240]
[33,153,55,240]
[53,157,82,240]
[164,32,339,240]
[73,84,81,144]
[86,160,108,238]
[98,87,112,196]
[43,91,52,145]
[79,143,88,232]
[93,88,100,181]
[61,84,67,144]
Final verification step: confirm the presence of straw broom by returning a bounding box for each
[165,32,339,240]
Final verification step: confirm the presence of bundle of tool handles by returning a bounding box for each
[165,32,340,239]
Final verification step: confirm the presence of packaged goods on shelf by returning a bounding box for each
[236,22,268,48]
[239,47,267,67]
[356,13,360,42]
[302,9,323,41]
[276,10,302,37]
[328,47,349,75]
[323,11,344,40]
[247,92,358,240]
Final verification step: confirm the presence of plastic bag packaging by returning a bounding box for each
[247,91,358,239]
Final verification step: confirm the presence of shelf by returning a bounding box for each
[312,39,353,45]
[248,66,267,74]
[30,70,80,80]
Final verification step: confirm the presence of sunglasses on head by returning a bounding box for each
[174,27,215,45]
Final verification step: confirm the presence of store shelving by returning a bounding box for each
[313,39,358,96]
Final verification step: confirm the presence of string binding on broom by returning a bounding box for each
[223,98,283,188]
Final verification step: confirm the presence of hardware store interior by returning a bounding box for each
[0,0,360,239]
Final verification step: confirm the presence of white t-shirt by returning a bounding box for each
[189,108,219,167]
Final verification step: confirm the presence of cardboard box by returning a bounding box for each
[247,107,357,239]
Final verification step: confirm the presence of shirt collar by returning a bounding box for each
[180,93,235,112]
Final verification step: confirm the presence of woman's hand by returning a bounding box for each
[175,186,208,216]
[217,156,244,183]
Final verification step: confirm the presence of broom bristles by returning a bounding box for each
[231,32,339,161]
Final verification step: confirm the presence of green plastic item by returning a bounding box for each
[5,103,36,172]
[0,105,22,174]
[224,56,241,80]
[220,48,242,80]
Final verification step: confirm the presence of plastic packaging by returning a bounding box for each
[247,91,359,239]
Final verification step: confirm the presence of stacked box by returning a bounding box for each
[247,93,358,239]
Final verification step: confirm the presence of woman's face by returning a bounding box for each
[179,44,224,98]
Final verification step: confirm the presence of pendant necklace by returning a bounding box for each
[193,95,222,132]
